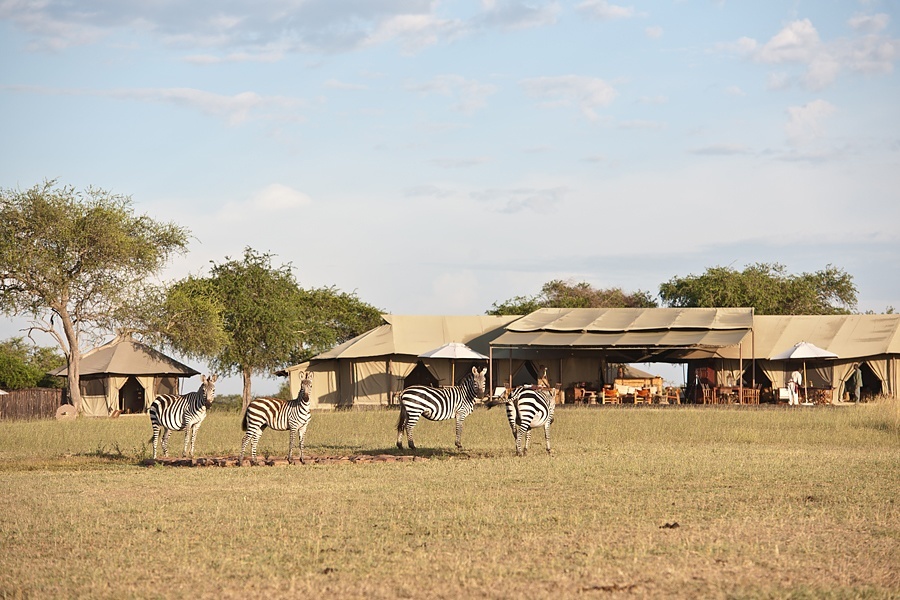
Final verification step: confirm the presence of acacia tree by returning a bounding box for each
[164,248,382,411]
[488,279,657,315]
[658,263,857,314]
[0,181,190,413]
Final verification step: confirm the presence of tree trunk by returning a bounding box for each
[58,309,83,414]
[241,365,253,412]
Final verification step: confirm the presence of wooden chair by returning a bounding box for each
[602,387,619,404]
[701,386,716,405]
[663,387,681,404]
[740,386,760,405]
[634,388,652,405]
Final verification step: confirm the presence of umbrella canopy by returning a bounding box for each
[769,341,838,361]
[419,342,488,386]
[770,341,838,404]
[418,342,488,360]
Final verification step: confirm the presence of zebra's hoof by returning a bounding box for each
[396,441,403,449]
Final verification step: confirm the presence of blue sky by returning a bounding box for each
[2,1,898,394]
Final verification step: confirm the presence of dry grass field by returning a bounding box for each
[0,401,898,599]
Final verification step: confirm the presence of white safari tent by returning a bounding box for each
[52,334,200,416]
[280,315,516,409]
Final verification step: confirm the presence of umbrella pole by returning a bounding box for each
[451,361,455,387]
[803,361,808,404]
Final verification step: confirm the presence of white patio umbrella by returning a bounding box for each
[770,341,838,404]
[418,342,488,385]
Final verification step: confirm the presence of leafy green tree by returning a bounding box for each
[0,338,66,390]
[658,263,857,314]
[161,248,383,411]
[0,181,190,413]
[488,279,657,315]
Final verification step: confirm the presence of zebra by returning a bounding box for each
[396,366,487,451]
[239,371,313,465]
[148,374,218,459]
[487,386,555,456]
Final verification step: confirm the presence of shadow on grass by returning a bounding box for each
[312,444,496,460]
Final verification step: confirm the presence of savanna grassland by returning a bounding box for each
[0,401,898,599]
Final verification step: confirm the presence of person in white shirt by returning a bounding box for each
[788,370,802,405]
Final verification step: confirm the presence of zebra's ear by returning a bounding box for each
[472,366,478,375]
[480,367,487,376]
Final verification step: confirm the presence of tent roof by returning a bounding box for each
[52,334,199,378]
[493,307,753,349]
[308,314,520,361]
[718,314,900,360]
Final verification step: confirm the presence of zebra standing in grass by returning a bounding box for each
[397,366,487,451]
[488,386,555,456]
[239,371,313,465]
[149,374,218,459]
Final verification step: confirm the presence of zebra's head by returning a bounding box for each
[471,366,487,399]
[297,371,313,403]
[200,374,218,408]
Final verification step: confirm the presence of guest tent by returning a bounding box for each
[52,334,200,416]
[279,315,517,409]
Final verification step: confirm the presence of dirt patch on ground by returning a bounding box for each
[142,454,427,467]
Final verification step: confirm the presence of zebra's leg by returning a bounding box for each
[250,431,262,465]
[297,422,309,464]
[515,426,524,457]
[404,413,421,451]
[239,431,252,465]
[287,427,296,463]
[455,413,465,449]
[161,429,172,457]
[524,429,533,455]
[151,425,160,459]
[183,424,196,457]
[544,422,552,455]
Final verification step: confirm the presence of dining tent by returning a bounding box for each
[51,333,200,416]
[279,315,518,409]
[689,314,900,402]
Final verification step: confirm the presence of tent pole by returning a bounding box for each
[739,341,743,404]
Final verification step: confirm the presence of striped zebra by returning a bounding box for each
[239,371,313,465]
[397,366,487,451]
[148,374,218,459]
[488,386,555,456]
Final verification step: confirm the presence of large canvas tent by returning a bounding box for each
[282,309,900,408]
[489,307,755,394]
[52,334,200,416]
[705,314,900,402]
[280,315,518,409]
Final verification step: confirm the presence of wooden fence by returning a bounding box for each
[0,388,64,421]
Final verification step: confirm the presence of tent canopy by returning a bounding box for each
[492,307,754,359]
[52,334,199,378]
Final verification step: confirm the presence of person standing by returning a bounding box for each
[853,365,863,403]
[788,370,802,406]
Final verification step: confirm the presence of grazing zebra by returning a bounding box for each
[149,374,218,459]
[396,366,487,451]
[239,371,313,465]
[488,386,555,456]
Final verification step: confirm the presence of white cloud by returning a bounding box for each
[407,75,498,114]
[848,13,890,33]
[756,19,822,64]
[324,79,368,91]
[218,184,311,222]
[645,26,663,39]
[520,75,617,121]
[471,186,567,213]
[724,18,898,90]
[785,99,836,146]
[2,84,305,125]
[689,144,753,156]
[725,85,746,96]
[576,0,637,20]
[766,71,792,90]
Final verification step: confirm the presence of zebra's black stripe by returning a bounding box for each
[239,372,313,464]
[148,374,218,459]
[396,366,486,451]
[503,386,555,456]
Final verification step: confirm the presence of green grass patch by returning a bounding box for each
[0,403,898,598]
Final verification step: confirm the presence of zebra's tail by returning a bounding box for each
[241,407,249,432]
[484,398,507,410]
[396,402,409,433]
